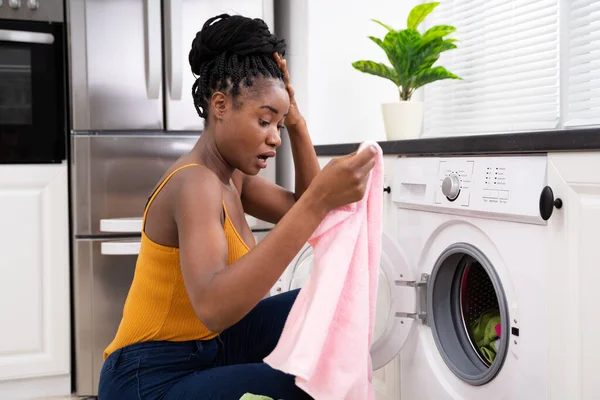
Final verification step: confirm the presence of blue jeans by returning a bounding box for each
[98,289,311,400]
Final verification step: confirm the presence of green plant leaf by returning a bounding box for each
[368,35,384,49]
[371,19,394,31]
[412,66,461,90]
[383,29,421,89]
[413,37,458,75]
[422,25,456,43]
[407,2,439,30]
[352,60,401,86]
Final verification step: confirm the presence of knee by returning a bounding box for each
[281,288,300,309]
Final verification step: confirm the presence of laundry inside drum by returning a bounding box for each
[428,245,509,386]
[459,261,502,367]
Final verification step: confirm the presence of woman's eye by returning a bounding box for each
[277,125,284,130]
[259,119,270,127]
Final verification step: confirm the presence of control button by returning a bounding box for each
[442,174,461,201]
[8,0,20,8]
[499,190,509,200]
[484,189,499,199]
[27,0,38,9]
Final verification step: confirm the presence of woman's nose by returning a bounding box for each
[267,128,282,148]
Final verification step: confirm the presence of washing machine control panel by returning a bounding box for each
[393,156,548,222]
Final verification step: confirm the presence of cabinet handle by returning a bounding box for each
[383,186,391,193]
[539,186,563,221]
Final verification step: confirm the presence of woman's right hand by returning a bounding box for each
[308,145,377,212]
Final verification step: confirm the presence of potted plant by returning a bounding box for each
[352,2,461,140]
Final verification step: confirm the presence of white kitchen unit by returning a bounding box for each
[546,153,600,399]
[0,164,71,399]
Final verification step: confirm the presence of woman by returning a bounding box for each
[98,14,376,400]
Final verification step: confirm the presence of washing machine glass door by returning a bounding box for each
[288,245,314,291]
[370,231,417,371]
[281,232,416,372]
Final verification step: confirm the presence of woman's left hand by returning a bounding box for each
[274,53,305,129]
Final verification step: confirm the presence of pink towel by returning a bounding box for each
[264,141,383,400]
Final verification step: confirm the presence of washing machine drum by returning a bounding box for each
[279,232,403,371]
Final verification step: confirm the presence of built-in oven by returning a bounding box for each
[0,0,67,164]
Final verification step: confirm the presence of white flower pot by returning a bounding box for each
[381,101,424,141]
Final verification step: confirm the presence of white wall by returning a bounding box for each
[275,0,418,146]
[274,0,418,190]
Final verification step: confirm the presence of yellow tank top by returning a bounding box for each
[104,164,252,359]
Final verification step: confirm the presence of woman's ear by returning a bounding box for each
[210,91,228,121]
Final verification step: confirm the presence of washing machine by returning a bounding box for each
[387,154,553,399]
[273,153,555,399]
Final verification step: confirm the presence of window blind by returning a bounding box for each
[422,0,560,136]
[565,0,600,127]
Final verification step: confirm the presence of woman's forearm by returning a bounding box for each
[288,119,320,199]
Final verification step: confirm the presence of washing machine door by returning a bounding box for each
[370,231,417,370]
[278,231,416,371]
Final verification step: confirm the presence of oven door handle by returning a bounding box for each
[0,29,54,44]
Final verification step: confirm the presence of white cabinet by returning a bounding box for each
[0,164,70,398]
[546,153,600,400]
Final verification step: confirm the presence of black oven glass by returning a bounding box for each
[0,19,66,164]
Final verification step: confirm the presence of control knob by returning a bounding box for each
[442,174,461,201]
[8,0,21,9]
[27,0,38,10]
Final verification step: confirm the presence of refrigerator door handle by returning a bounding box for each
[101,241,141,256]
[164,0,183,101]
[144,0,162,99]
[100,218,143,233]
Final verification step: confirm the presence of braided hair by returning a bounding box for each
[189,14,286,123]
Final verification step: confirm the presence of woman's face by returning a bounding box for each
[214,78,290,175]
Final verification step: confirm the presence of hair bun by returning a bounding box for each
[189,13,285,75]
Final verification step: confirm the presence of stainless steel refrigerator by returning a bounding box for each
[67,1,277,396]
[67,0,274,132]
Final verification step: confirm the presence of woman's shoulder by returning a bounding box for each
[170,164,224,212]
[173,164,223,194]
